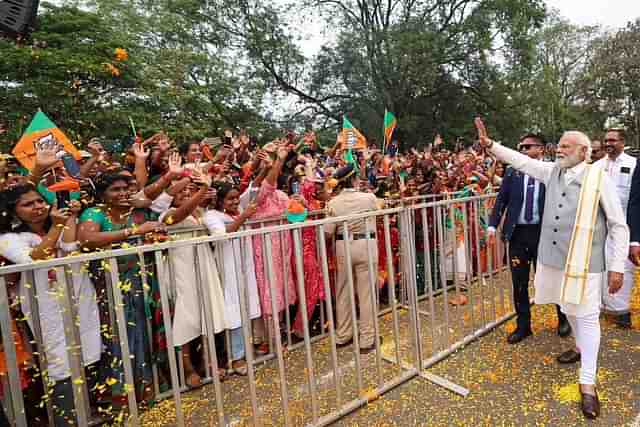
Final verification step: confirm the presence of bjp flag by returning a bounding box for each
[12,111,81,171]
[339,116,367,150]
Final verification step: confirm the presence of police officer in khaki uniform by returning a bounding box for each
[325,163,380,354]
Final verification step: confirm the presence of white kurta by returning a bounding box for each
[490,144,629,317]
[594,152,637,217]
[594,153,637,313]
[159,213,226,347]
[202,209,262,329]
[0,232,101,382]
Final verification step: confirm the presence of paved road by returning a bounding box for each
[139,281,640,427]
[340,303,640,426]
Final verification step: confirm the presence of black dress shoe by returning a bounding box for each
[557,349,581,364]
[614,313,632,329]
[507,329,532,344]
[557,320,572,337]
[581,390,600,419]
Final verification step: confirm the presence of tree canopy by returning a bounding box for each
[1,2,639,150]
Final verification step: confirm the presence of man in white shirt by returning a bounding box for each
[475,118,628,420]
[594,128,637,328]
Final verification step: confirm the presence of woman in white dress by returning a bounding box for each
[203,182,261,375]
[0,184,101,427]
[159,172,226,387]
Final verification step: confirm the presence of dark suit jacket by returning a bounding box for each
[628,162,640,242]
[489,167,546,242]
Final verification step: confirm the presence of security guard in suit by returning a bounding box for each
[325,163,380,354]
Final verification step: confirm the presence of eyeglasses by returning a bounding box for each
[604,139,620,143]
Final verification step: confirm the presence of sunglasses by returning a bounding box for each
[603,139,620,143]
[519,144,543,150]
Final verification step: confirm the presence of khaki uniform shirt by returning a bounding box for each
[325,189,379,236]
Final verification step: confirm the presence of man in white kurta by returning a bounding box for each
[594,128,637,327]
[475,119,628,420]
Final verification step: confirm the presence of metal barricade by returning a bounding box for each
[398,194,514,396]
[0,193,517,426]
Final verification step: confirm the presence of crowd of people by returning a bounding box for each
[0,125,513,425]
[0,119,636,425]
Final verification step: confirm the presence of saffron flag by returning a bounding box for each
[339,116,367,150]
[12,111,81,171]
[383,110,397,146]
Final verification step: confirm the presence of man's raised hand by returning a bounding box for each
[474,117,493,149]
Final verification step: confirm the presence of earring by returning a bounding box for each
[11,217,22,230]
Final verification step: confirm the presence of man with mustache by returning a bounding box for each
[475,118,629,420]
[593,128,637,328]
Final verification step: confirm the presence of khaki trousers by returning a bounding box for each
[335,239,378,348]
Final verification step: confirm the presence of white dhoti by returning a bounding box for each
[534,263,603,317]
[534,263,603,385]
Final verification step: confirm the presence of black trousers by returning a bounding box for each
[508,224,566,331]
[508,224,538,331]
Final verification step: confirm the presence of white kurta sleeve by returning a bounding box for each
[0,233,38,265]
[57,233,79,254]
[202,210,226,235]
[490,143,555,185]
[600,174,630,273]
[150,191,174,214]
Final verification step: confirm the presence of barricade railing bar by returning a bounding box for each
[0,193,517,427]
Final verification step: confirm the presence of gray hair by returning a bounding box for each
[561,131,592,163]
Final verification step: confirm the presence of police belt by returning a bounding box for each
[336,232,375,241]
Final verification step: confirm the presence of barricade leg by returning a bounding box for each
[364,216,383,383]
[234,237,261,426]
[193,244,226,426]
[0,276,27,427]
[317,225,343,408]
[383,213,403,368]
[23,270,55,426]
[339,222,363,393]
[138,254,161,400]
[55,266,90,426]
[435,206,452,348]
[420,207,439,356]
[261,233,292,426]
[461,202,477,335]
[106,257,140,426]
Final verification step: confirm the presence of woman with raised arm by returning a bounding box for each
[77,172,166,403]
[249,142,297,353]
[291,156,327,340]
[158,171,226,387]
[203,183,261,375]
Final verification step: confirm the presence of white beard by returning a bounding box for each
[556,152,582,169]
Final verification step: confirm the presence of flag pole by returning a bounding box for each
[382,108,387,155]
